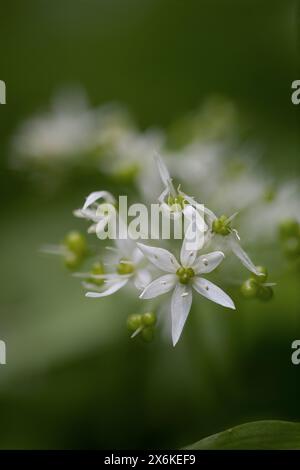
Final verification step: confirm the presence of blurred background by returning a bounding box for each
[0,0,299,449]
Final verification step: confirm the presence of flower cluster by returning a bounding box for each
[47,154,274,346]
[29,92,300,345]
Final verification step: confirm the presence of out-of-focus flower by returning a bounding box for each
[11,89,97,165]
[77,238,152,297]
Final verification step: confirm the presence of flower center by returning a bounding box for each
[176,266,195,284]
[212,215,232,236]
[117,258,135,275]
[167,194,186,211]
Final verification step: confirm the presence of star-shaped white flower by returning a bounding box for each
[137,240,235,346]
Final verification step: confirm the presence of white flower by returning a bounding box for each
[74,190,116,235]
[137,240,235,346]
[80,238,152,298]
[155,153,207,248]
[203,208,261,276]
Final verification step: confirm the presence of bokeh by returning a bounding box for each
[0,0,299,449]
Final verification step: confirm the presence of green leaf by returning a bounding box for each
[184,421,300,450]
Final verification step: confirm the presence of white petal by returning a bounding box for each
[74,207,98,222]
[183,204,207,232]
[132,247,144,264]
[82,191,115,211]
[192,251,225,274]
[40,244,66,256]
[114,218,136,257]
[137,243,180,273]
[85,278,128,298]
[134,269,152,291]
[181,217,205,254]
[154,153,175,194]
[115,237,136,258]
[178,191,197,206]
[180,234,198,268]
[229,234,260,276]
[171,283,193,346]
[87,223,97,234]
[140,274,177,299]
[193,277,235,309]
[203,206,218,225]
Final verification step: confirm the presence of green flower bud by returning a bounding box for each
[64,251,81,270]
[257,285,274,302]
[89,262,105,286]
[141,327,154,342]
[279,219,299,239]
[64,231,87,257]
[283,237,300,258]
[117,258,135,275]
[142,312,157,327]
[240,278,258,298]
[251,266,268,283]
[127,314,142,332]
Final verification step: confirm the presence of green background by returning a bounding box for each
[0,0,299,449]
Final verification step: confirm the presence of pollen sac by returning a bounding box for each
[89,261,105,286]
[117,258,135,275]
[212,215,231,236]
[176,266,195,284]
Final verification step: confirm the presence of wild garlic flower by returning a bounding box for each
[204,208,261,276]
[74,191,116,235]
[155,153,207,248]
[78,238,152,298]
[138,240,235,346]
